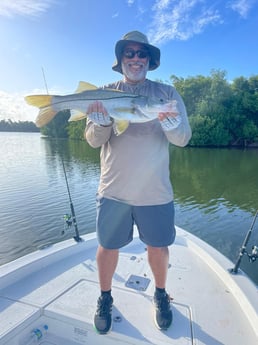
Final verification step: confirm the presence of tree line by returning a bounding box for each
[0,119,39,132]
[171,70,258,147]
[2,70,258,147]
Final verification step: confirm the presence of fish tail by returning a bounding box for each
[35,107,58,128]
[25,95,57,127]
[25,95,53,108]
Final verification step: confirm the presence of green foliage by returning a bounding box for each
[171,70,258,147]
[189,115,232,146]
[40,110,70,138]
[67,120,85,140]
[40,110,86,140]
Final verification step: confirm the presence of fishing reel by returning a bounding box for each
[231,211,258,274]
[247,245,258,263]
[61,213,73,235]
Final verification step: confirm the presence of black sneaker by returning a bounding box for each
[94,294,113,334]
[153,291,173,330]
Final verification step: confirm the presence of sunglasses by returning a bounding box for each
[123,49,149,59]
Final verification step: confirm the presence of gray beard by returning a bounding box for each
[121,61,149,82]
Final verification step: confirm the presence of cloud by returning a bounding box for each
[146,0,256,44]
[0,0,53,18]
[147,0,223,44]
[0,90,42,122]
[0,84,68,122]
[228,0,256,18]
[127,0,136,5]
[112,12,119,18]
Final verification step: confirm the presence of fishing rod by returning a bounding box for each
[41,67,82,242]
[60,157,82,242]
[231,210,258,274]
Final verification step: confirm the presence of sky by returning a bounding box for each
[0,0,258,122]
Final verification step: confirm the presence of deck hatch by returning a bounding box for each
[125,274,150,291]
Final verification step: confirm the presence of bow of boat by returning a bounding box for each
[0,227,257,345]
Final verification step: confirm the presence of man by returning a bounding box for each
[85,31,191,334]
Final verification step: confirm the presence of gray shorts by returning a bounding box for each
[96,197,176,249]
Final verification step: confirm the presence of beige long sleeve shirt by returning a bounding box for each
[85,79,191,206]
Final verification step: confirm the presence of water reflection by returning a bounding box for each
[43,137,99,161]
[169,146,258,283]
[170,147,258,213]
[41,138,101,237]
[0,133,257,284]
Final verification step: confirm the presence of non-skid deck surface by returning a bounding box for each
[0,230,257,345]
[45,280,193,345]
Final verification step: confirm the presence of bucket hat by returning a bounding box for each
[112,31,160,74]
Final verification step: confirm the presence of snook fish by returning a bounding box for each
[25,81,174,135]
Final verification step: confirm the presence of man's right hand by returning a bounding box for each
[87,101,112,126]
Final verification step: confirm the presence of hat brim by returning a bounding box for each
[112,39,160,74]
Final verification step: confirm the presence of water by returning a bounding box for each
[0,132,257,285]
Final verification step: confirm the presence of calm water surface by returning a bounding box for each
[0,132,258,285]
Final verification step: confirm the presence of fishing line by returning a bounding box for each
[41,68,82,242]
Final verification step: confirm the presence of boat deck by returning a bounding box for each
[0,227,257,345]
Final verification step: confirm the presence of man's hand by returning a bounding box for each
[87,101,112,126]
[158,101,182,131]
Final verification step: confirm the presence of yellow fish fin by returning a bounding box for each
[35,107,58,128]
[25,95,52,108]
[68,110,87,122]
[113,120,129,136]
[75,81,98,93]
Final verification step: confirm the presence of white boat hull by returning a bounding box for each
[0,227,257,344]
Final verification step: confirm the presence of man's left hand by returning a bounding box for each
[158,101,181,131]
